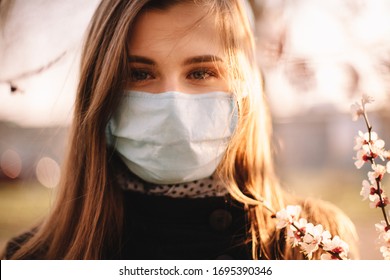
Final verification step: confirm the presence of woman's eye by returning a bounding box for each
[187,69,217,80]
[129,69,154,82]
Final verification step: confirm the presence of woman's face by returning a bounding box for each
[127,3,229,94]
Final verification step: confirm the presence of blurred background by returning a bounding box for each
[1,0,390,259]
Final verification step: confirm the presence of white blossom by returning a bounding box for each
[353,131,371,151]
[301,224,329,259]
[322,235,349,260]
[275,205,348,259]
[375,220,389,235]
[368,164,387,182]
[380,246,390,260]
[369,195,381,208]
[361,94,374,105]
[287,218,308,247]
[360,180,376,201]
[351,95,390,260]
[353,131,386,160]
[354,149,368,169]
[275,205,301,229]
[350,102,363,121]
[376,220,390,260]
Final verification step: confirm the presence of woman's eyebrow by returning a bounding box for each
[128,55,156,65]
[183,55,224,65]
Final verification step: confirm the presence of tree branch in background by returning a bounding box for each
[0,51,67,94]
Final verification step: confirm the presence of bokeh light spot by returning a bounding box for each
[35,157,61,188]
[0,149,22,179]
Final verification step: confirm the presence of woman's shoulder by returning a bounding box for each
[297,197,353,226]
[2,228,37,260]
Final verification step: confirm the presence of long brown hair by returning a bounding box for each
[5,0,358,259]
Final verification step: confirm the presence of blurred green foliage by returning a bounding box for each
[0,180,52,254]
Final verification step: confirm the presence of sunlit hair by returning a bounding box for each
[4,0,359,259]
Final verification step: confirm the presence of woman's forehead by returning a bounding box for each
[128,3,224,61]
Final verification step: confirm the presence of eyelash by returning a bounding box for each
[129,69,155,82]
[187,69,218,80]
[129,68,219,83]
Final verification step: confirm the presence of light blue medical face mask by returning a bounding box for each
[107,90,238,184]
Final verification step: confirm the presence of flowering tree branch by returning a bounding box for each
[272,205,349,260]
[0,51,67,94]
[249,194,349,259]
[351,94,390,260]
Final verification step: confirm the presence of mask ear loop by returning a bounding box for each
[230,95,240,132]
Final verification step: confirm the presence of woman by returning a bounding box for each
[2,0,359,260]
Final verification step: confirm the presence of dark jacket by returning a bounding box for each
[4,191,252,260]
